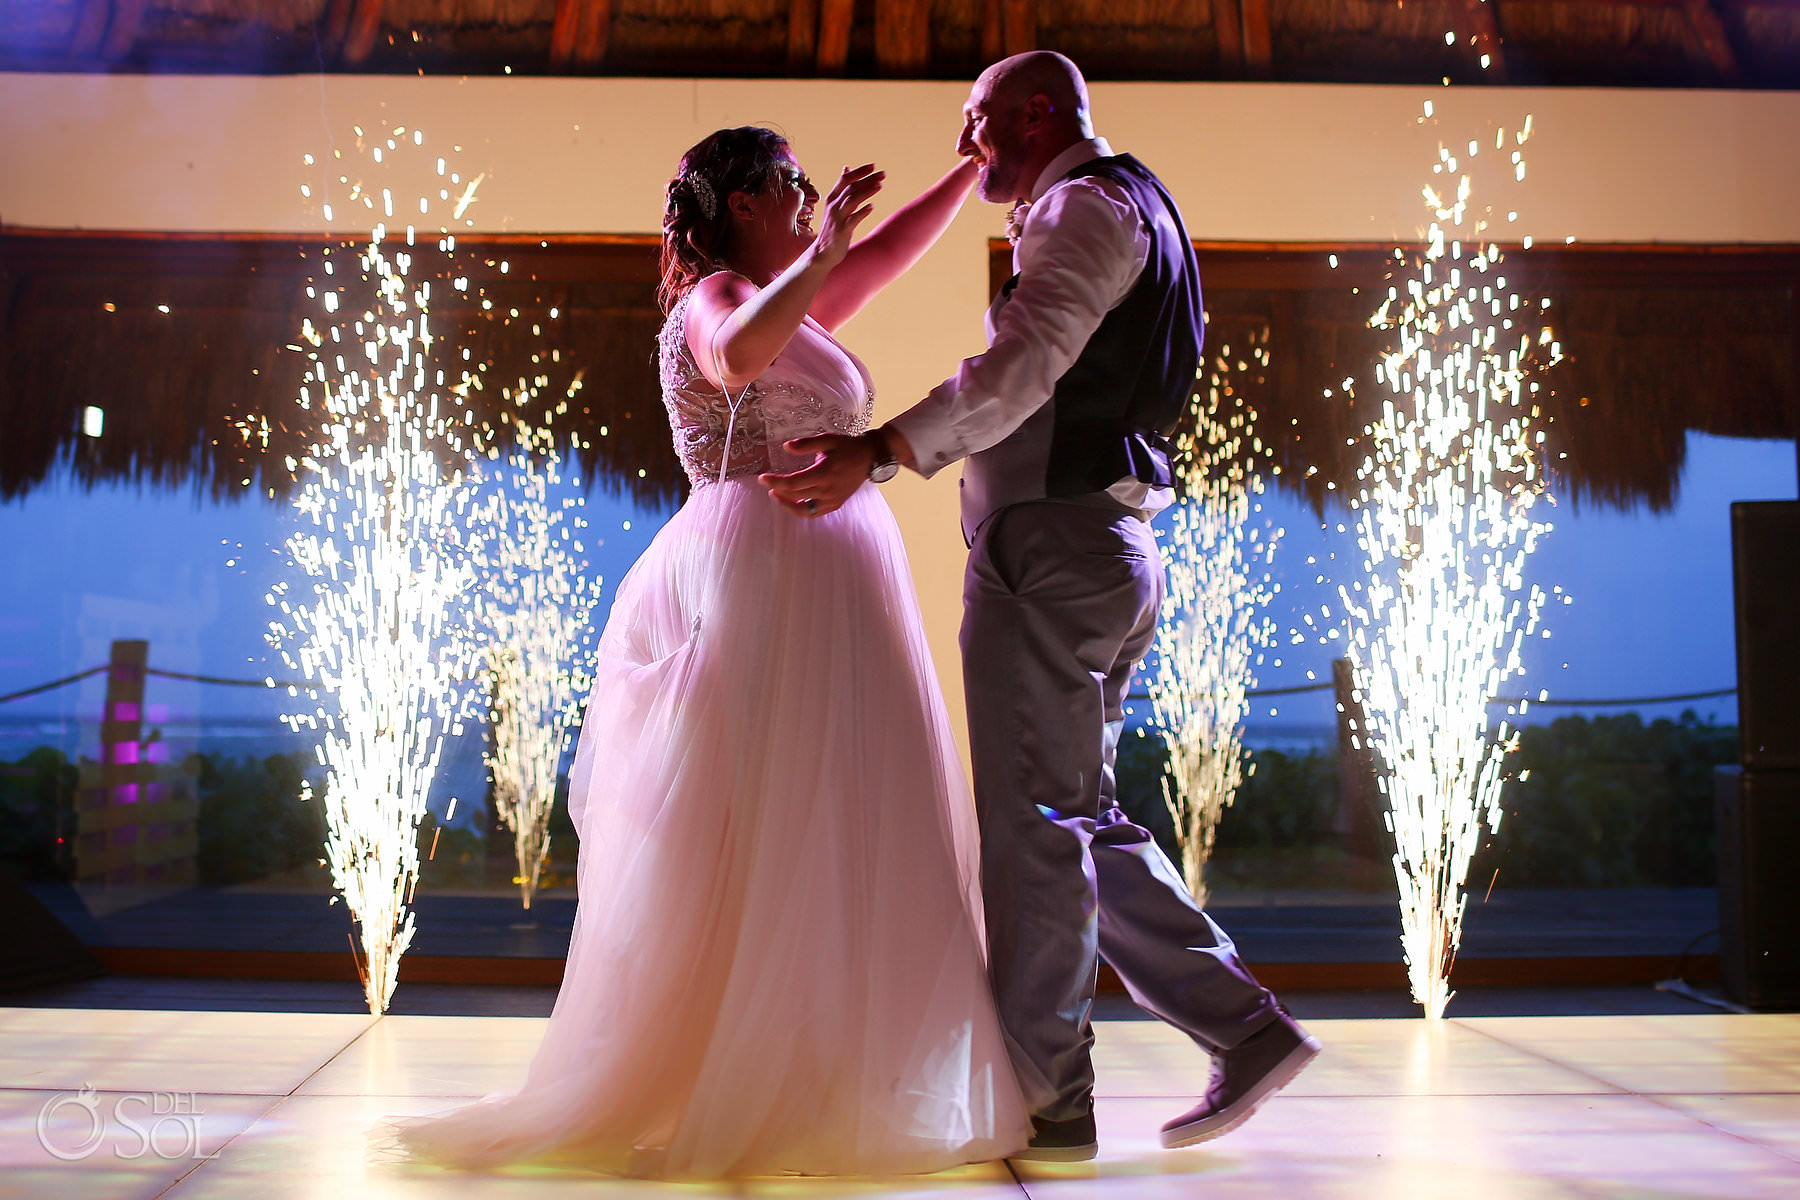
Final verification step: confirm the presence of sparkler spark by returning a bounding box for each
[467,412,599,911]
[266,129,480,1015]
[1149,334,1282,904]
[451,173,485,222]
[1341,111,1559,1018]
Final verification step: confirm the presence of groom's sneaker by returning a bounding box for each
[1011,1112,1098,1163]
[1161,1009,1320,1148]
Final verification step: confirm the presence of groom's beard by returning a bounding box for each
[975,147,1026,205]
[978,165,1020,205]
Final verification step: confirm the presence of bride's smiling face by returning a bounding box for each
[734,153,820,263]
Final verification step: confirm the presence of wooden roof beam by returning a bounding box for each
[550,0,581,70]
[875,0,930,76]
[66,0,150,64]
[573,0,612,68]
[788,0,819,71]
[1240,0,1271,79]
[818,0,852,75]
[342,0,384,67]
[1003,0,1037,56]
[1213,0,1245,76]
[322,0,353,46]
[1462,0,1509,80]
[1680,0,1741,84]
[67,0,111,59]
[981,0,1004,63]
[99,0,148,61]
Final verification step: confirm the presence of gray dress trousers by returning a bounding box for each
[961,498,1280,1122]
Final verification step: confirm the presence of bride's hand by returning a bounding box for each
[810,164,885,269]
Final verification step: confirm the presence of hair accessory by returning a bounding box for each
[684,173,717,221]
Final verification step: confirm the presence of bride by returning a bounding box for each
[383,126,1029,1178]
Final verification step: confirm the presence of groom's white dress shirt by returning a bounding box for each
[888,137,1170,517]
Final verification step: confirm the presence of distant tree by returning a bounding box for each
[191,751,328,886]
[0,747,80,880]
[1484,712,1734,888]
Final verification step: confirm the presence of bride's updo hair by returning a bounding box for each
[658,126,792,313]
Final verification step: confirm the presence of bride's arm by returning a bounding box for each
[687,166,883,392]
[807,158,978,334]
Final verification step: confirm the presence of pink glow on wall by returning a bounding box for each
[112,701,140,722]
[115,783,139,804]
[145,742,169,763]
[146,704,170,722]
[111,742,139,765]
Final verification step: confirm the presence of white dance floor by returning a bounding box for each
[4,1007,1799,1198]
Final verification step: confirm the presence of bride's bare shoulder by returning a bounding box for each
[676,271,756,376]
[682,271,757,386]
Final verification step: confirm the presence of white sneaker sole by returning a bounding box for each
[1160,1034,1322,1149]
[1008,1141,1099,1163]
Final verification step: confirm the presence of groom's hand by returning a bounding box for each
[760,435,875,518]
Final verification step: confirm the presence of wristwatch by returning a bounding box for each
[866,425,900,483]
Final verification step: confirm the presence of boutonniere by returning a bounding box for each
[1005,200,1031,246]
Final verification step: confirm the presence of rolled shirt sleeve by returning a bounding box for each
[888,176,1149,478]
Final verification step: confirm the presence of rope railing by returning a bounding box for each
[0,665,109,706]
[1484,687,1738,707]
[2,663,1741,712]
[1129,682,1739,707]
[0,664,316,706]
[144,667,315,690]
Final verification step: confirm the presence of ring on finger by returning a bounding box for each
[804,498,818,516]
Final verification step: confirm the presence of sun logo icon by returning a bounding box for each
[37,1083,106,1161]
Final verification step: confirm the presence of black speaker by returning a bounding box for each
[1715,766,1800,1010]
[1730,501,1800,770]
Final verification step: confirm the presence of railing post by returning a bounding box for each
[73,639,198,898]
[1333,658,1383,865]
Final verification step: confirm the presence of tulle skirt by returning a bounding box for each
[381,478,1029,1178]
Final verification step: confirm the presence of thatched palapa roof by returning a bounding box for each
[1167,243,1800,512]
[0,231,682,508]
[0,0,1796,87]
[1,230,1793,512]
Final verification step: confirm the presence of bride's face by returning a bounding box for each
[737,153,820,262]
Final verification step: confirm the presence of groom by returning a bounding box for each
[765,51,1319,1160]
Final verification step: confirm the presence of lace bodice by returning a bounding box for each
[658,289,876,487]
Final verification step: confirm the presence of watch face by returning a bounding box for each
[869,460,900,483]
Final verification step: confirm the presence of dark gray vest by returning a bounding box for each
[960,154,1204,539]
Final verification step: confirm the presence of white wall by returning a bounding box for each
[7,73,1800,748]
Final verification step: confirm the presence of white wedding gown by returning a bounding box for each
[381,289,1029,1178]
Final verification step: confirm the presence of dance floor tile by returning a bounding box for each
[1090,1016,1612,1100]
[0,1008,375,1095]
[0,1087,276,1199]
[1012,1094,1800,1200]
[6,1010,1800,1199]
[155,1094,744,1199]
[1652,1094,1800,1162]
[1458,1015,1800,1095]
[292,1014,549,1097]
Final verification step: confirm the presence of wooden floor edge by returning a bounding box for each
[88,946,1719,992]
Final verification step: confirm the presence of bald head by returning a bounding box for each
[978,52,1093,140]
[957,52,1097,204]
